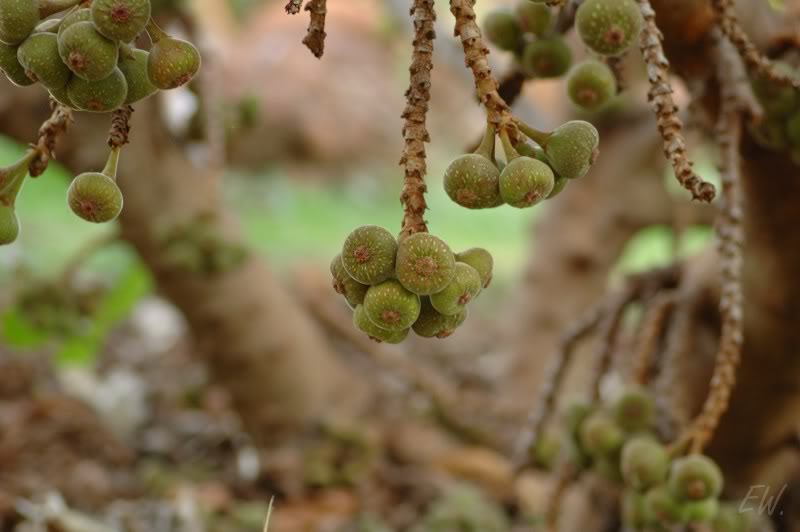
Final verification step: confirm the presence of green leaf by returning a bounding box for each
[768,0,785,10]
[1,308,51,348]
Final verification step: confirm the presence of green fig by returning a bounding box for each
[146,26,201,89]
[34,19,61,34]
[0,41,35,86]
[49,85,75,108]
[622,490,648,529]
[363,279,421,332]
[430,262,481,316]
[621,436,670,491]
[443,153,503,209]
[17,33,71,89]
[644,485,687,525]
[751,61,798,117]
[579,411,624,457]
[92,0,151,42]
[669,454,724,502]
[566,59,617,111]
[0,204,19,245]
[576,0,643,56]
[613,385,656,432]
[67,147,123,223]
[521,37,572,78]
[58,8,92,38]
[353,304,409,344]
[548,174,568,198]
[341,225,397,285]
[515,1,551,36]
[330,253,369,308]
[532,428,561,470]
[455,247,493,289]
[683,498,720,523]
[712,503,748,532]
[482,8,522,51]
[118,48,158,103]
[66,66,127,112]
[543,120,599,179]
[395,232,456,296]
[499,156,555,208]
[0,0,39,45]
[412,297,467,339]
[58,21,119,81]
[563,401,592,439]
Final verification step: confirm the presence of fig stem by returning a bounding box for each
[474,122,496,161]
[146,18,168,43]
[0,150,36,205]
[515,118,551,146]
[498,127,520,162]
[38,0,82,18]
[102,146,122,180]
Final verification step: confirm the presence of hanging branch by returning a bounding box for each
[302,0,328,58]
[108,105,133,149]
[637,0,716,203]
[28,99,73,178]
[711,0,800,90]
[630,291,677,386]
[399,0,436,238]
[657,296,696,443]
[589,287,638,401]
[450,0,518,139]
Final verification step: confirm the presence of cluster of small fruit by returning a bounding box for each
[483,0,643,113]
[443,119,598,210]
[158,215,249,276]
[748,61,800,164]
[331,226,493,343]
[533,387,748,531]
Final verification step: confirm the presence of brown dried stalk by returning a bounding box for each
[399,0,436,238]
[284,0,303,15]
[108,105,133,149]
[450,0,518,139]
[29,98,73,177]
[302,0,327,59]
[637,0,716,203]
[656,296,696,441]
[630,292,677,386]
[590,287,638,401]
[711,0,800,90]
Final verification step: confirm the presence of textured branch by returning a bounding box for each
[399,0,436,238]
[284,0,303,15]
[450,0,517,139]
[107,105,133,149]
[29,98,73,178]
[631,291,677,386]
[590,287,638,401]
[302,0,327,59]
[637,0,716,203]
[711,0,800,90]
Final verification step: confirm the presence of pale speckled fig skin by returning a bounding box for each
[0,41,35,86]
[0,0,39,45]
[17,33,71,89]
[499,156,555,208]
[147,36,201,89]
[482,9,522,51]
[413,297,467,338]
[443,153,502,209]
[579,411,625,457]
[118,48,158,104]
[620,436,669,491]
[58,21,119,81]
[49,86,75,108]
[363,279,421,332]
[58,9,92,38]
[544,120,600,179]
[455,247,493,288]
[395,232,456,296]
[613,386,656,432]
[430,262,481,316]
[547,174,568,199]
[567,59,617,111]
[521,37,572,78]
[576,0,643,56]
[353,304,409,344]
[0,204,19,245]
[330,253,369,308]
[67,66,127,112]
[341,225,397,285]
[92,0,151,43]
[668,455,724,502]
[67,172,123,223]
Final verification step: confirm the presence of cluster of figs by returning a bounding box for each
[532,387,750,531]
[331,226,493,343]
[484,0,643,112]
[0,0,201,246]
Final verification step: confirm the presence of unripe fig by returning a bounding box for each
[543,120,599,179]
[49,86,75,108]
[669,455,724,502]
[621,436,669,491]
[531,428,561,470]
[515,1,551,36]
[751,62,798,117]
[147,30,201,89]
[395,232,456,296]
[548,175,568,198]
[58,21,119,81]
[430,262,481,316]
[499,156,555,208]
[118,48,158,103]
[482,9,522,51]
[0,41,35,86]
[67,147,123,223]
[341,225,397,285]
[58,8,92,38]
[92,0,151,43]
[455,247,493,288]
[34,19,61,33]
[579,411,624,457]
[621,490,648,529]
[443,153,502,209]
[0,0,39,45]
[412,297,467,338]
[330,253,369,308]
[713,504,748,532]
[363,279,421,332]
[0,204,19,245]
[521,37,572,78]
[683,498,720,523]
[644,485,687,525]
[576,0,643,56]
[354,305,409,344]
[567,59,616,111]
[66,66,127,112]
[562,401,592,439]
[613,385,656,432]
[17,33,71,89]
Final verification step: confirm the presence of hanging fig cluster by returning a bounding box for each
[331,226,493,343]
[0,0,201,246]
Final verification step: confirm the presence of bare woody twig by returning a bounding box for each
[108,105,133,149]
[29,98,73,177]
[637,0,716,203]
[399,0,436,238]
[302,0,327,59]
[630,292,677,386]
[590,287,638,401]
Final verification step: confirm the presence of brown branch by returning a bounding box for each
[302,0,327,59]
[399,0,436,238]
[590,287,638,401]
[711,28,763,121]
[605,55,628,93]
[29,99,73,178]
[631,291,677,386]
[711,0,800,90]
[284,0,303,15]
[107,105,133,149]
[450,0,518,139]
[656,296,696,441]
[637,0,716,203]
